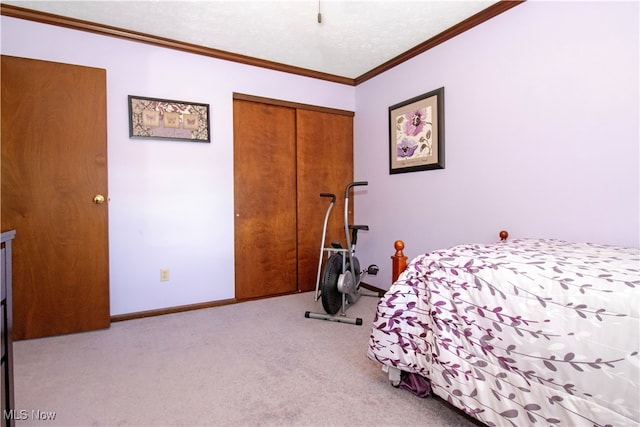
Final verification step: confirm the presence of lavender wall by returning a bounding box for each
[1,16,356,315]
[354,1,639,289]
[1,1,638,311]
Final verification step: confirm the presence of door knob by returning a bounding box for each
[93,194,105,205]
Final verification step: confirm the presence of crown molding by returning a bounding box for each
[355,1,525,85]
[1,1,524,87]
[0,3,356,86]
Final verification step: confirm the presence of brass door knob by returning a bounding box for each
[93,194,105,205]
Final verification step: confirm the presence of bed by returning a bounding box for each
[367,233,639,426]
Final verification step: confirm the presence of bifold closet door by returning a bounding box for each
[233,99,298,300]
[296,109,353,292]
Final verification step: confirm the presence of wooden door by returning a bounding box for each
[296,110,354,292]
[233,99,298,300]
[1,56,110,339]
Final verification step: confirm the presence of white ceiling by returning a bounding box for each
[3,0,499,79]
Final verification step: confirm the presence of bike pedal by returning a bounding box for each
[367,264,379,275]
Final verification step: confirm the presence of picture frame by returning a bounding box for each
[128,95,210,142]
[389,87,444,174]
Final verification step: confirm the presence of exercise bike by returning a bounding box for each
[304,181,379,325]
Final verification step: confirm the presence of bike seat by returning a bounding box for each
[348,225,369,246]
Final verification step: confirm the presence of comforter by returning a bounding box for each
[368,238,639,426]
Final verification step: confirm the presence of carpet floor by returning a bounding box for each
[13,291,480,426]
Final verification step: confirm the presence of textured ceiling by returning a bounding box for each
[3,0,499,79]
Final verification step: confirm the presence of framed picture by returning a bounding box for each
[389,87,444,174]
[128,95,210,142]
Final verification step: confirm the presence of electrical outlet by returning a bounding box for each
[160,268,170,282]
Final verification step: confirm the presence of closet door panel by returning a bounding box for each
[296,110,353,292]
[233,99,298,300]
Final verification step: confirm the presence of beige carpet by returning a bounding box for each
[13,292,480,426]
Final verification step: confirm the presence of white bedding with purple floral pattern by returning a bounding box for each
[368,238,640,427]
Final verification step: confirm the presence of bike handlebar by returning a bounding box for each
[345,181,368,199]
[320,193,336,203]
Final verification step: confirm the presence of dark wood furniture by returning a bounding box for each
[1,230,16,427]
